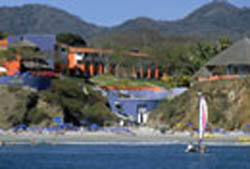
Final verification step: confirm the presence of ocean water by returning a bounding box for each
[0,144,249,169]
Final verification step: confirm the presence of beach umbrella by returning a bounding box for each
[45,126,61,131]
[60,123,73,129]
[243,124,250,134]
[22,72,31,76]
[13,124,27,132]
[16,124,27,130]
[53,117,63,125]
[185,122,194,126]
[71,126,79,131]
[89,123,99,131]
[80,120,90,125]
[51,126,62,131]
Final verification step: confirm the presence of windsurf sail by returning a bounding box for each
[199,96,208,143]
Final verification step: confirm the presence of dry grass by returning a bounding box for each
[149,78,250,130]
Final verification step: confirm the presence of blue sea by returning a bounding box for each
[0,144,249,169]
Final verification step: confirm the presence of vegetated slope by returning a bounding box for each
[0,4,104,39]
[148,78,250,130]
[0,78,117,128]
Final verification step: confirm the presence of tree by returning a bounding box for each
[0,31,8,39]
[41,79,117,126]
[56,33,87,47]
[188,41,217,74]
[216,36,232,52]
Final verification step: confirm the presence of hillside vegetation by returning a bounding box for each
[1,1,250,129]
[90,74,191,89]
[0,78,117,128]
[148,78,250,130]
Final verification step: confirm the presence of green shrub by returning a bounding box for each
[26,108,50,125]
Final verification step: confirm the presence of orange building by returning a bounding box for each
[54,43,150,78]
[4,59,20,75]
[0,39,8,50]
[0,55,20,76]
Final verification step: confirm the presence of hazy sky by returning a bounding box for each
[0,0,249,26]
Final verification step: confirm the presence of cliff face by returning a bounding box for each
[148,78,250,130]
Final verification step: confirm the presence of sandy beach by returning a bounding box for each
[0,127,249,146]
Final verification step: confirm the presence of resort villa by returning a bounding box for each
[197,37,250,81]
[0,34,187,124]
[54,43,163,79]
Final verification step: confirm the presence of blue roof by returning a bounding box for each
[80,120,90,125]
[8,34,56,52]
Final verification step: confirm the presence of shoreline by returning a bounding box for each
[0,128,250,146]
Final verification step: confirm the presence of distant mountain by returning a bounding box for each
[111,1,250,40]
[91,28,166,49]
[0,4,104,39]
[1,1,250,42]
[184,1,239,22]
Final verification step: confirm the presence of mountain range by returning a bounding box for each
[0,4,103,39]
[0,1,250,41]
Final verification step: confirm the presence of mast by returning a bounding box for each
[198,93,208,144]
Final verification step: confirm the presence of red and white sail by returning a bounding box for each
[199,96,208,142]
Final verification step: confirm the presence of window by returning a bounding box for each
[60,48,68,57]
[114,101,122,110]
[61,48,66,52]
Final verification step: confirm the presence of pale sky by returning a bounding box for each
[0,0,249,26]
